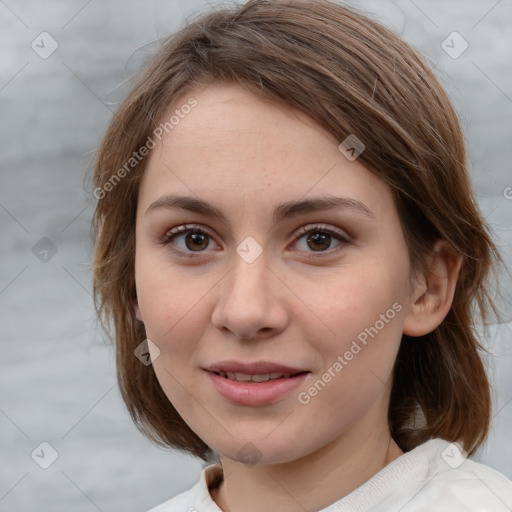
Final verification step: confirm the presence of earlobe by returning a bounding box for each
[402,240,462,337]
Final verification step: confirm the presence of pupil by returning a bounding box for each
[186,232,209,251]
[307,232,330,251]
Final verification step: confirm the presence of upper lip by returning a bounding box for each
[204,360,309,375]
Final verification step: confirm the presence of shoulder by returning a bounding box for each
[145,464,223,512]
[389,438,512,511]
[338,438,512,511]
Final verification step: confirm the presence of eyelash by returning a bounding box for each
[161,223,350,260]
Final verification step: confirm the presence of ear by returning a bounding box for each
[134,298,144,322]
[402,240,462,337]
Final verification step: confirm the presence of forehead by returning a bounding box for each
[138,83,394,221]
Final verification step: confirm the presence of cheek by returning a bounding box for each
[134,251,206,350]
[297,259,407,398]
[134,253,211,411]
[294,265,405,426]
[307,262,405,341]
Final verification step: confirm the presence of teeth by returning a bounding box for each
[217,371,292,382]
[251,373,270,382]
[235,372,253,382]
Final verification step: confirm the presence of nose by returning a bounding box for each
[211,250,289,341]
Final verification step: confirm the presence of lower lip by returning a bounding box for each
[206,371,309,406]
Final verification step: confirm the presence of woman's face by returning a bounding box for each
[134,83,415,464]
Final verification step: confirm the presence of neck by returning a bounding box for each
[210,413,403,512]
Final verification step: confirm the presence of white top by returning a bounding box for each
[146,438,512,511]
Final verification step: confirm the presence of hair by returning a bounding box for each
[91,0,502,462]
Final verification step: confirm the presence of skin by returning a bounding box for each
[134,83,461,511]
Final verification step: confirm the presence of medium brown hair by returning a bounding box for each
[91,0,501,461]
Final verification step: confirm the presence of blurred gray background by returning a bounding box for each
[1,0,511,511]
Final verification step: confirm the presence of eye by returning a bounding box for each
[161,223,350,259]
[291,224,350,257]
[162,224,219,257]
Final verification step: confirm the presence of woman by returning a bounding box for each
[91,1,512,510]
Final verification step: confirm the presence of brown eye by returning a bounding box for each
[162,225,218,255]
[183,232,210,251]
[306,232,332,251]
[292,224,350,256]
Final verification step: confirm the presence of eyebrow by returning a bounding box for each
[145,194,375,225]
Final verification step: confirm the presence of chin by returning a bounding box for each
[213,438,309,467]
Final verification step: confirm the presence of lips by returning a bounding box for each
[205,366,310,405]
[204,360,308,376]
[215,370,300,382]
